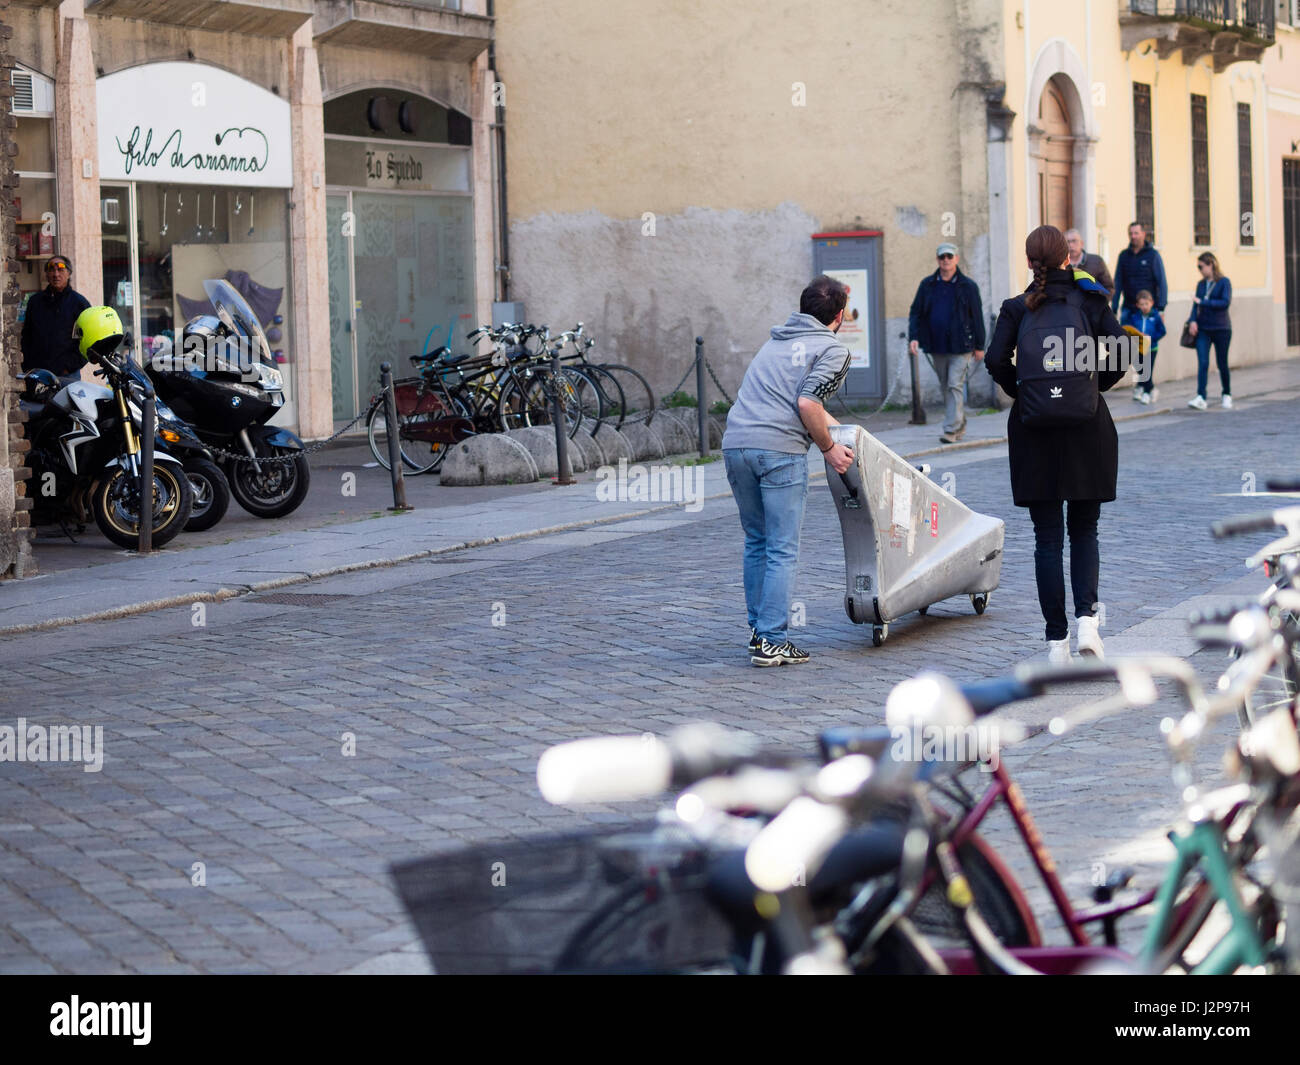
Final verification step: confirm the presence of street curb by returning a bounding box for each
[0,398,1234,637]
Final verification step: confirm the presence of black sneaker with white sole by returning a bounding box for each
[750,638,810,667]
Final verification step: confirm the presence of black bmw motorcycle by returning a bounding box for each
[145,279,310,519]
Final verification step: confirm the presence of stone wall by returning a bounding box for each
[1,0,35,578]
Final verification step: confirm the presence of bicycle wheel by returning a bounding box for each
[367,397,466,474]
[579,363,627,431]
[495,377,534,431]
[599,363,657,426]
[563,367,604,436]
[1240,610,1300,725]
[521,369,584,438]
[906,834,1037,951]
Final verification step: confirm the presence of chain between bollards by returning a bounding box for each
[380,363,413,512]
[694,336,708,458]
[138,383,155,554]
[551,349,576,485]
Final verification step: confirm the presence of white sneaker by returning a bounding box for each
[1138,391,1151,405]
[1076,615,1104,659]
[1132,386,1143,402]
[1149,387,1159,403]
[1222,395,1233,409]
[1187,395,1207,411]
[1048,639,1072,666]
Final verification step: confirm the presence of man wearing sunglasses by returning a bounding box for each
[907,242,986,443]
[21,255,91,384]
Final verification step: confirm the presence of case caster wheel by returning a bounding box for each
[872,624,888,647]
[918,605,929,616]
[971,592,989,616]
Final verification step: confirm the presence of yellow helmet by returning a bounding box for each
[72,305,124,362]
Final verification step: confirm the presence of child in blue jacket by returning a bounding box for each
[1121,289,1166,405]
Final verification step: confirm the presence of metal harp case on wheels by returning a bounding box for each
[825,424,1004,645]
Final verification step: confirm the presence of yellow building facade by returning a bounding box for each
[497,0,1299,401]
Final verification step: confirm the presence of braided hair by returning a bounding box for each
[1024,225,1070,311]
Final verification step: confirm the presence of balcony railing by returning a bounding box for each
[1127,0,1276,42]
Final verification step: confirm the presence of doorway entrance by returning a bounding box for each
[1038,77,1075,233]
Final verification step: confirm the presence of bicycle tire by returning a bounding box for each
[907,834,1036,951]
[563,367,604,436]
[495,377,534,432]
[367,396,465,475]
[521,369,585,438]
[578,363,627,432]
[599,363,656,426]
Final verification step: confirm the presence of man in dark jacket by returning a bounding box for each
[1065,229,1114,298]
[21,255,90,382]
[1110,222,1167,314]
[907,243,986,443]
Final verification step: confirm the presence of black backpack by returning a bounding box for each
[1015,288,1098,428]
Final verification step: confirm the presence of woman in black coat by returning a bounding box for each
[984,225,1128,663]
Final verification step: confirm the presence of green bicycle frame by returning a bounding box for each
[1140,818,1269,974]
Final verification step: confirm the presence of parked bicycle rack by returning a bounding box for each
[825,424,1003,646]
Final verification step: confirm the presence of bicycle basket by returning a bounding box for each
[394,378,448,417]
[391,822,738,974]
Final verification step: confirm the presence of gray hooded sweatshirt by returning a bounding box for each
[721,312,851,454]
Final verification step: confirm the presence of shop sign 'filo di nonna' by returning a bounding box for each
[96,61,293,189]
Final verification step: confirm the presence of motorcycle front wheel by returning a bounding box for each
[228,446,311,518]
[92,462,194,549]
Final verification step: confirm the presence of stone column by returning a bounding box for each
[470,49,496,327]
[54,0,100,307]
[288,21,332,440]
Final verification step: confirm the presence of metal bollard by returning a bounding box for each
[381,363,413,511]
[138,383,155,554]
[694,336,708,458]
[907,337,926,425]
[550,349,576,485]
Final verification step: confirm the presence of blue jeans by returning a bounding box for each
[1027,501,1101,641]
[724,448,809,645]
[1195,329,1231,399]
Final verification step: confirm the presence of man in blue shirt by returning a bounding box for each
[907,243,986,444]
[1111,222,1168,316]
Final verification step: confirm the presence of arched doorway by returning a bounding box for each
[1037,76,1075,234]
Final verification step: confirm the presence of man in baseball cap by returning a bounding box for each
[907,242,986,443]
[21,253,91,383]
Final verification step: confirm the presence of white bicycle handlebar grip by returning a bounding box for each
[537,736,673,805]
[744,796,849,894]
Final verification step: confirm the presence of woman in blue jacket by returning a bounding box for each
[1185,252,1232,410]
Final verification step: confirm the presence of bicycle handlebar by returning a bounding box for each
[1212,512,1282,539]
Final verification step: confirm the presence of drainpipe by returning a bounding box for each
[487,0,509,301]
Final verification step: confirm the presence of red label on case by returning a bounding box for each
[931,502,939,536]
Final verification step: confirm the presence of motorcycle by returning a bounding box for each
[122,359,230,533]
[21,354,194,551]
[144,279,310,519]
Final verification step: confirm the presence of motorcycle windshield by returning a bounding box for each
[203,279,272,367]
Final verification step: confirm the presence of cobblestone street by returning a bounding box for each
[1,391,1297,973]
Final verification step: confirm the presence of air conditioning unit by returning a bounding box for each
[12,69,55,117]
